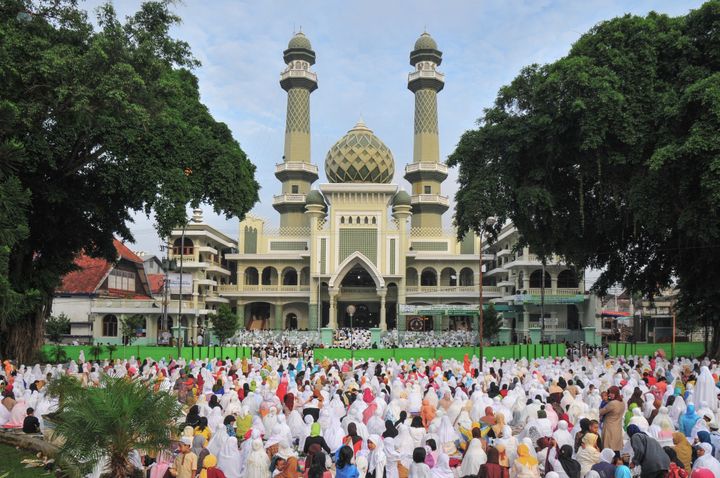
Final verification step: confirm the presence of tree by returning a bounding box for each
[210,304,239,356]
[46,313,70,344]
[0,0,259,363]
[47,374,182,478]
[46,313,70,363]
[482,303,501,342]
[120,314,145,347]
[449,2,720,356]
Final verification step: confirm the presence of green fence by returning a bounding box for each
[608,342,705,359]
[313,344,567,361]
[42,345,252,362]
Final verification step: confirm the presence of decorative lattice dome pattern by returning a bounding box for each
[288,32,312,50]
[325,121,395,184]
[414,32,437,51]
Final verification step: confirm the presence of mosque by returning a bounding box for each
[160,31,601,346]
[54,32,600,346]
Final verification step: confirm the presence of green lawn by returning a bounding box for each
[0,444,51,478]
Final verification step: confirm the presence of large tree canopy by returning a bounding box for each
[0,0,259,362]
[449,2,720,354]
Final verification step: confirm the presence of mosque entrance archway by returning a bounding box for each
[285,313,298,330]
[339,302,378,328]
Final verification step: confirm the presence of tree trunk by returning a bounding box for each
[109,452,131,478]
[707,321,720,360]
[0,295,50,364]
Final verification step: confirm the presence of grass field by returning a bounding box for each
[0,444,50,478]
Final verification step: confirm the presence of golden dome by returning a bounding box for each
[325,121,394,184]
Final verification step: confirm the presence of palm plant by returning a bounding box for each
[47,375,182,478]
[90,344,103,361]
[106,344,117,360]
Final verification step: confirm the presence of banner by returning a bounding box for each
[512,294,586,305]
[167,273,193,295]
[398,304,511,316]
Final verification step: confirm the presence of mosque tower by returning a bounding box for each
[274,31,319,229]
[404,32,448,229]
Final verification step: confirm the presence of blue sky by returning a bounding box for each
[84,0,703,258]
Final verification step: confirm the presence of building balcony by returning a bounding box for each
[484,266,507,277]
[196,278,217,286]
[273,193,307,205]
[496,248,512,257]
[197,246,218,255]
[410,194,450,207]
[280,69,317,83]
[405,285,503,297]
[497,280,515,288]
[205,264,231,277]
[218,284,311,297]
[275,162,318,176]
[404,162,448,182]
[526,287,582,296]
[204,293,229,304]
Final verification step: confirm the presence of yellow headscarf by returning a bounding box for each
[199,454,217,478]
[516,444,539,467]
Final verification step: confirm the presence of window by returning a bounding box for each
[291,185,299,194]
[102,315,118,337]
[108,269,135,291]
[424,185,432,194]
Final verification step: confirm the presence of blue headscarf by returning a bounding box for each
[698,430,716,456]
[615,465,631,478]
[679,404,700,437]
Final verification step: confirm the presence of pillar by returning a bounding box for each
[236,302,245,329]
[523,310,530,335]
[328,288,338,329]
[378,289,387,331]
[274,303,283,331]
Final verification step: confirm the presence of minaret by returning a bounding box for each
[274,31,319,229]
[404,32,448,229]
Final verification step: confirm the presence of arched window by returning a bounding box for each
[420,268,437,286]
[261,267,277,285]
[172,237,194,256]
[245,267,259,285]
[440,267,457,286]
[282,268,298,286]
[286,313,298,330]
[102,315,118,337]
[557,269,579,288]
[529,269,551,288]
[459,268,474,286]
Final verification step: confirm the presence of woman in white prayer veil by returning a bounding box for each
[298,415,314,451]
[384,437,402,478]
[286,408,306,442]
[459,437,487,477]
[207,405,223,432]
[325,410,345,453]
[217,436,242,478]
[239,429,261,477]
[669,395,687,425]
[696,366,719,411]
[628,407,650,432]
[395,424,415,458]
[553,420,573,449]
[368,406,386,437]
[207,423,229,456]
[436,415,460,447]
[431,452,453,478]
[244,438,270,478]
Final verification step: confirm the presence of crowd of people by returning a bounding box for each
[2,351,720,478]
[380,331,480,349]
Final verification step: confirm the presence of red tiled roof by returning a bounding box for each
[57,239,146,295]
[58,256,111,294]
[147,274,165,294]
[113,239,143,263]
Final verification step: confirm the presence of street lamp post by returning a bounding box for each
[540,261,546,357]
[346,304,356,362]
[478,218,496,370]
[177,224,187,360]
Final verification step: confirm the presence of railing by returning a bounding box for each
[408,70,445,83]
[272,194,307,205]
[404,162,448,175]
[410,194,450,207]
[275,163,319,175]
[280,69,317,82]
[526,288,581,295]
[405,285,502,294]
[169,253,197,262]
[218,284,311,293]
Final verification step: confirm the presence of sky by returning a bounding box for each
[79,0,703,264]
